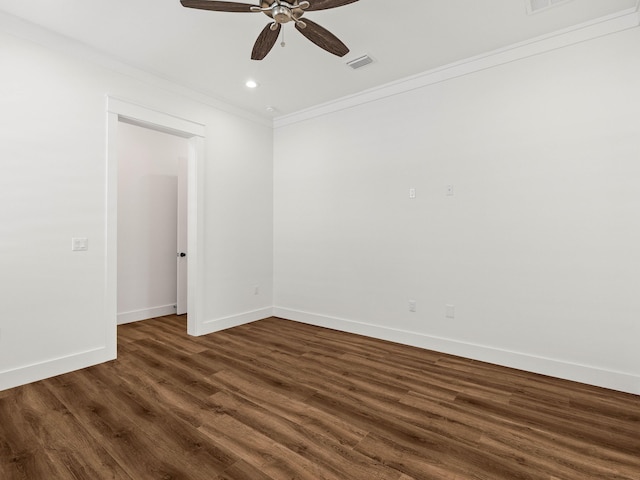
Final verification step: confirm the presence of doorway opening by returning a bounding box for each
[116,121,189,323]
[105,97,205,358]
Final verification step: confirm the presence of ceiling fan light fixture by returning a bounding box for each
[272,5,292,23]
[245,79,259,88]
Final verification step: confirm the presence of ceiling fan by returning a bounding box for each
[180,0,359,60]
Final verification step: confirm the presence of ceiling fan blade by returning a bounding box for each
[180,0,256,12]
[295,19,349,57]
[306,0,359,11]
[252,23,281,60]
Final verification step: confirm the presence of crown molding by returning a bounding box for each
[274,8,640,129]
[0,10,272,128]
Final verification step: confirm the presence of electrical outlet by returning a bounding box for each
[446,304,455,319]
[446,185,454,196]
[409,300,416,312]
[409,188,416,199]
[253,285,260,296]
[71,237,88,251]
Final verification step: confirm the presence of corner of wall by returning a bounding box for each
[197,307,275,336]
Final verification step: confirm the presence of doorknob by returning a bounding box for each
[178,252,186,257]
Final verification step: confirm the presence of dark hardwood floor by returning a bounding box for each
[1,315,639,479]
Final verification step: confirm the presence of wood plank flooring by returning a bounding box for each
[1,315,639,479]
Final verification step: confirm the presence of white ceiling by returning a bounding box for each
[0,0,637,120]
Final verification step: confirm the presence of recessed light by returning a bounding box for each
[245,80,258,89]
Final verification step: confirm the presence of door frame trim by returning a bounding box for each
[106,96,206,357]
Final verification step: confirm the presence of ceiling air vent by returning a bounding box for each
[526,0,573,14]
[346,55,374,70]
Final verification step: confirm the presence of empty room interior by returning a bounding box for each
[1,1,639,479]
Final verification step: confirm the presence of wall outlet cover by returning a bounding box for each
[446,304,455,318]
[72,237,89,251]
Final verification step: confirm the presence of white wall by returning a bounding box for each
[0,19,273,390]
[274,26,640,394]
[117,122,188,324]
[2,9,638,395]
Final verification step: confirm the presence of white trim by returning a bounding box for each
[117,305,178,325]
[107,97,206,138]
[186,135,206,336]
[0,10,270,127]
[106,96,206,340]
[104,109,119,360]
[274,8,640,128]
[199,308,275,335]
[0,347,110,392]
[273,307,640,395]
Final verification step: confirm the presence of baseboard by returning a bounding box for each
[198,307,274,336]
[6,308,636,395]
[0,346,114,392]
[273,307,640,396]
[117,304,177,325]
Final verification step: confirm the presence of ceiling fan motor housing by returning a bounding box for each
[262,0,306,24]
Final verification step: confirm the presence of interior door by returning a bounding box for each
[176,155,188,315]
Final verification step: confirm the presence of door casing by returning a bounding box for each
[106,96,206,359]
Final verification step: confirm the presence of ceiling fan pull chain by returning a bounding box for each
[281,27,286,48]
